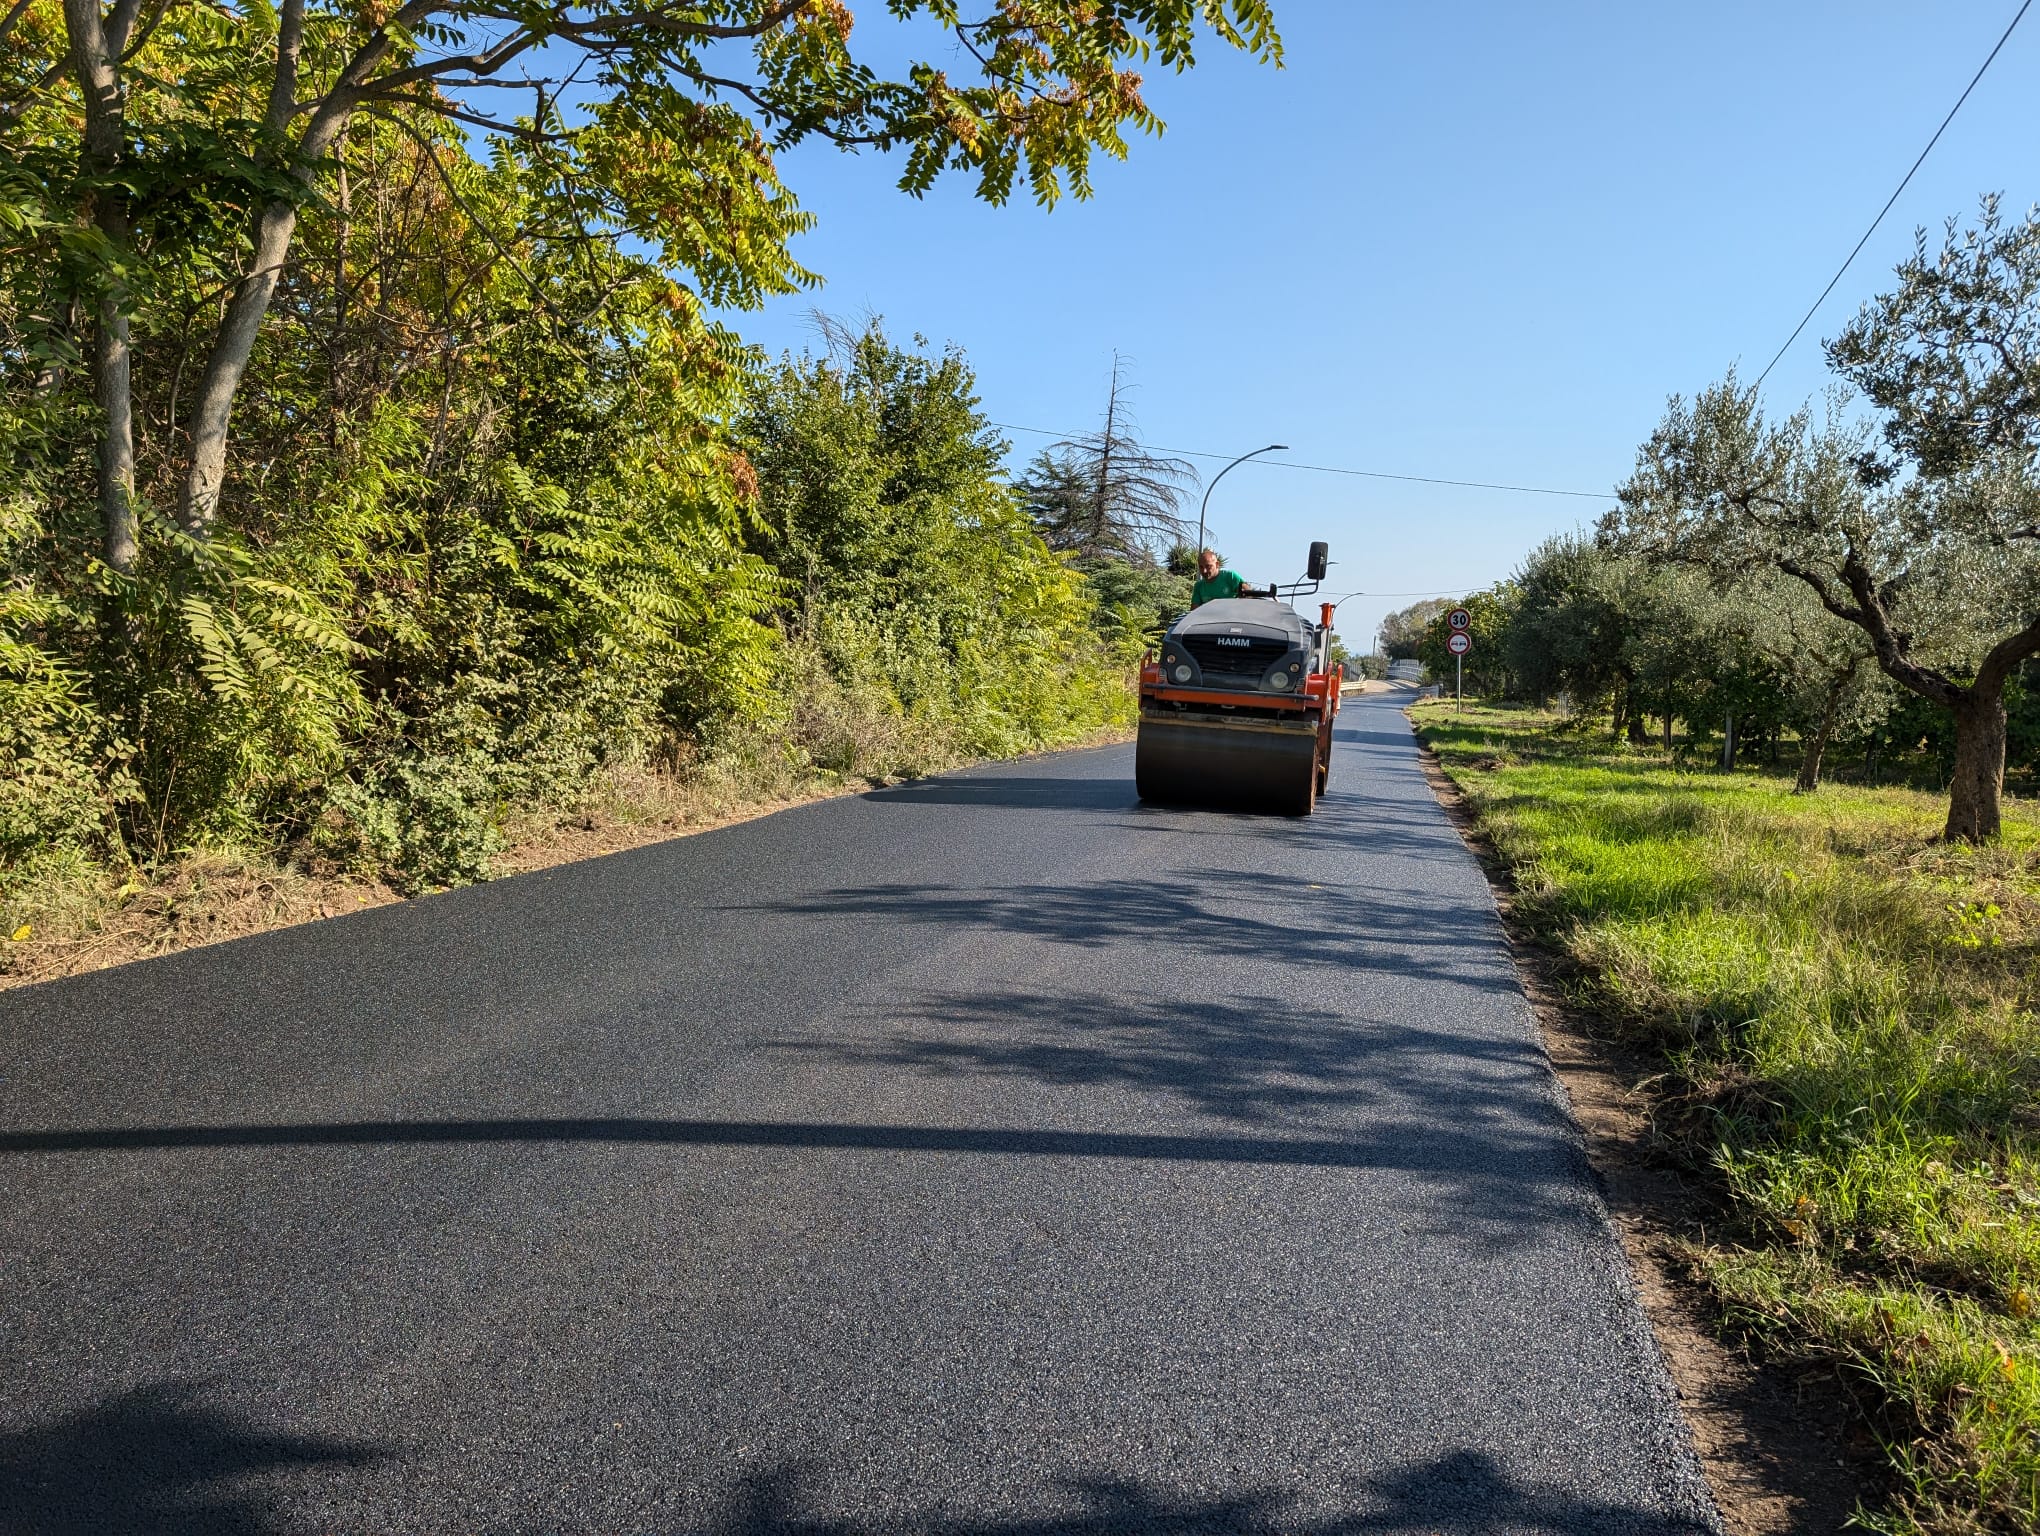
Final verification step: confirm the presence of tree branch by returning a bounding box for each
[372,95,577,142]
[464,0,809,45]
[0,57,69,118]
[1827,548,1962,707]
[348,30,543,99]
[261,0,303,149]
[101,0,147,56]
[115,0,175,63]
[1772,557,1863,626]
[1975,612,2040,692]
[0,0,37,49]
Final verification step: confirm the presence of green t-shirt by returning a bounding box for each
[1191,569,1244,607]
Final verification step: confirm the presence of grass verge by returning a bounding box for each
[1413,700,2040,1536]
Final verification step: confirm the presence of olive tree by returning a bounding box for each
[1609,200,2040,840]
[1733,573,1887,791]
[1505,534,1668,739]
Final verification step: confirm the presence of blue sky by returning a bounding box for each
[725,2,2040,652]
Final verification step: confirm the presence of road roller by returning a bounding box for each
[1135,542,1342,815]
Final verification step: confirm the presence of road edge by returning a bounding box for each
[1408,729,1870,1536]
[2,728,1136,995]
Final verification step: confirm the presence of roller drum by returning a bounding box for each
[1135,713,1320,815]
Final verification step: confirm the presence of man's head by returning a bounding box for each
[1197,548,1220,579]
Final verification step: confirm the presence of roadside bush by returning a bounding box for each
[321,752,504,896]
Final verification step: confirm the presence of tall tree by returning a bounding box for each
[1611,200,2040,840]
[1017,355,1197,560]
[9,1,1281,573]
[1724,573,1884,792]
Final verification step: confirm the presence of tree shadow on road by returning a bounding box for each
[771,989,1541,1129]
[0,1382,374,1536]
[858,715,1458,860]
[859,774,1466,866]
[762,987,1598,1252]
[733,867,1513,994]
[524,1448,1715,1535]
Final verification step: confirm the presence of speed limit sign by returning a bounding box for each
[1447,607,1471,631]
[1447,630,1471,655]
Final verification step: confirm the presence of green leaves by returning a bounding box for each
[1,0,1237,875]
[741,316,1130,756]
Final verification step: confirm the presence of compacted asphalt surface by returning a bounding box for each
[0,686,1719,1535]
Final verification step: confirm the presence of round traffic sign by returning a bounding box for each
[1447,631,1471,655]
[1447,607,1471,631]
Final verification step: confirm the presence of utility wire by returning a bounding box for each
[1351,589,1487,598]
[991,422,1608,500]
[1753,0,2034,387]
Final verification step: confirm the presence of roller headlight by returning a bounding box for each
[1265,672,1293,691]
[1173,664,1194,682]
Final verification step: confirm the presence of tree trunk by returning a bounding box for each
[1796,697,1839,793]
[180,0,320,529]
[1720,712,1737,769]
[1626,708,1648,745]
[180,197,302,530]
[91,294,135,570]
[65,0,137,573]
[1944,689,2008,843]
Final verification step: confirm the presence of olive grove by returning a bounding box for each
[1607,199,2040,839]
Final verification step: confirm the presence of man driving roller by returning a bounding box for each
[1190,548,1264,607]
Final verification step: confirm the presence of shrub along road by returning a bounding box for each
[0,688,1717,1534]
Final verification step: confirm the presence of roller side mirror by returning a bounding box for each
[1306,542,1329,581]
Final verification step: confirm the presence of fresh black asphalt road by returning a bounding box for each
[0,685,1720,1535]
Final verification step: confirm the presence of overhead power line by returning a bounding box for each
[1353,589,1487,598]
[1754,0,2034,387]
[991,422,1608,501]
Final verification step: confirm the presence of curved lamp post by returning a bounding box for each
[1194,443,1288,561]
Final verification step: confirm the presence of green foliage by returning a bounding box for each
[1608,198,2040,839]
[4,0,1277,893]
[1073,555,1193,654]
[1379,597,1451,661]
[743,319,1133,773]
[1482,536,1904,777]
[321,749,505,897]
[1,89,1136,895]
[1416,583,1515,695]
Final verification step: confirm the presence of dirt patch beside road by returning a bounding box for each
[2,731,1132,994]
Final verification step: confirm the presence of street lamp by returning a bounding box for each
[1194,443,1287,562]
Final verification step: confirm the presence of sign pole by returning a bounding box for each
[1445,609,1471,712]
